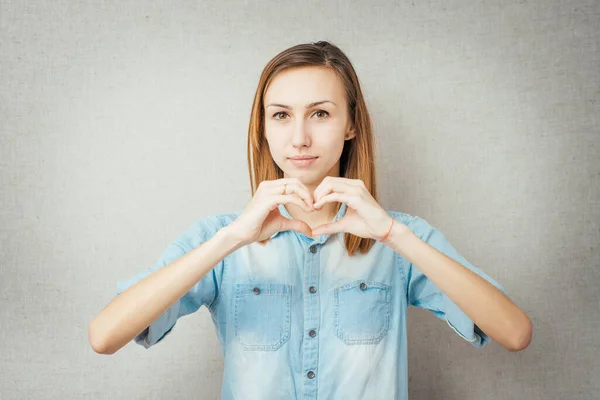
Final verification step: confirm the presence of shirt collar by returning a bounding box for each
[270,202,348,244]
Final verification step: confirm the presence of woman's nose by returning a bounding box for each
[291,121,311,147]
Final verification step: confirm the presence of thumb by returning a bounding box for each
[279,217,313,237]
[311,219,346,237]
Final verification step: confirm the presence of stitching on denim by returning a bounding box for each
[445,314,478,343]
[234,283,292,351]
[333,280,392,345]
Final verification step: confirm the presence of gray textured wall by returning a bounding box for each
[1,1,598,399]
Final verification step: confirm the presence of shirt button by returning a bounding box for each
[309,329,317,338]
[309,286,317,294]
[309,245,317,253]
[359,282,367,291]
[253,287,261,295]
[307,371,315,379]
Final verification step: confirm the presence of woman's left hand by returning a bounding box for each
[311,177,409,240]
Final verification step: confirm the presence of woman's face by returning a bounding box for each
[263,66,355,189]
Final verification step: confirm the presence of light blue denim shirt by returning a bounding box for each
[117,203,506,399]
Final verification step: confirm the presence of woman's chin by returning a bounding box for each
[283,171,323,185]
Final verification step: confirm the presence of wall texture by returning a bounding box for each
[1,0,598,399]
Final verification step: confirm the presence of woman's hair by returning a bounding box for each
[247,41,378,256]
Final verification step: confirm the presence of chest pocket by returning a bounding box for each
[234,282,292,351]
[333,280,391,345]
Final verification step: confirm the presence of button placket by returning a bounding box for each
[303,241,320,396]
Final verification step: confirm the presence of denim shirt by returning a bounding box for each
[116,202,506,400]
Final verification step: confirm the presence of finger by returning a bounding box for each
[271,194,313,212]
[312,219,346,237]
[275,180,314,209]
[314,178,357,203]
[313,192,351,210]
[279,217,313,237]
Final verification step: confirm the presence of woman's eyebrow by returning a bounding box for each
[265,100,337,109]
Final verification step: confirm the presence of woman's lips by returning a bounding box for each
[289,157,318,167]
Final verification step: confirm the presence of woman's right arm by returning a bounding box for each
[89,178,315,355]
[88,226,245,355]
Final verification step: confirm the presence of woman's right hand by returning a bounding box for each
[226,178,315,246]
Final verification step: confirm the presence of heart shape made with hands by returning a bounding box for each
[273,176,400,241]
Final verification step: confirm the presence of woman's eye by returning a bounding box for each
[313,110,329,119]
[273,112,288,120]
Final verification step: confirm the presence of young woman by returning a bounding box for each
[89,41,532,399]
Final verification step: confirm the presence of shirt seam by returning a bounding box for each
[209,214,229,311]
[395,212,417,305]
[172,233,222,312]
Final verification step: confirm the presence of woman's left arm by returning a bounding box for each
[310,176,533,352]
[383,224,533,352]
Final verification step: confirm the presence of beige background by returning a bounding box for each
[1,0,598,399]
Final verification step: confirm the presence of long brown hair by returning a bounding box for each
[247,41,378,256]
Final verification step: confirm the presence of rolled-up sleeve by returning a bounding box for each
[403,215,507,348]
[116,216,226,349]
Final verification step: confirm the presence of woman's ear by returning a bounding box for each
[345,127,356,140]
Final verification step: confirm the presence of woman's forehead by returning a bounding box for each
[264,67,345,105]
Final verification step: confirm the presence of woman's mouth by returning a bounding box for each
[288,156,318,167]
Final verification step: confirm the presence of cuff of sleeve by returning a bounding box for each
[443,295,490,348]
[134,304,179,349]
[117,279,180,349]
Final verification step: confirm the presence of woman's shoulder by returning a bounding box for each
[170,210,243,250]
[386,209,419,226]
[385,209,437,236]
